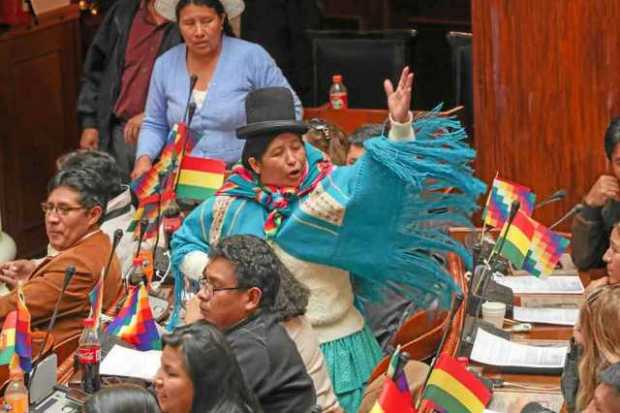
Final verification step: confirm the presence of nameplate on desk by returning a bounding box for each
[493,275,584,295]
[470,328,567,372]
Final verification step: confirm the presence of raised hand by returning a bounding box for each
[384,66,414,123]
[584,175,620,207]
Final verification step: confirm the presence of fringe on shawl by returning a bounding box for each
[350,106,486,307]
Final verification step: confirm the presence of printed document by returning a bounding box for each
[471,329,567,369]
[100,345,162,381]
[493,275,584,294]
[512,306,579,326]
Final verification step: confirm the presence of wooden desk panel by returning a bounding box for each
[0,6,81,257]
[471,0,620,232]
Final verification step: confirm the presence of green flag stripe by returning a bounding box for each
[424,384,472,413]
[176,184,217,201]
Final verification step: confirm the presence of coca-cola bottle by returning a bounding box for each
[329,74,348,110]
[77,318,101,394]
[128,256,147,286]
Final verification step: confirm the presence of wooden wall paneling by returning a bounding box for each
[471,0,620,231]
[0,7,81,257]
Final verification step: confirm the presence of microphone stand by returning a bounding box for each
[549,204,583,230]
[533,189,567,210]
[471,200,520,318]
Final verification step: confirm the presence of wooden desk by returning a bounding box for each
[418,228,586,412]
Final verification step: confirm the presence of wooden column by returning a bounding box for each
[0,6,82,257]
[472,0,620,230]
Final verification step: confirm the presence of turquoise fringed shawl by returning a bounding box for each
[168,108,486,327]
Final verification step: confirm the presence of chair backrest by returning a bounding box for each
[308,30,417,108]
[446,31,473,136]
[367,309,448,383]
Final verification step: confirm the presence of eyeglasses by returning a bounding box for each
[198,278,247,299]
[41,202,86,217]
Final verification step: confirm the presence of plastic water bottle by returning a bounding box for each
[77,318,101,394]
[4,368,28,412]
[329,74,348,110]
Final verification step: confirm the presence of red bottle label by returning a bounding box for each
[78,346,101,364]
[330,92,348,110]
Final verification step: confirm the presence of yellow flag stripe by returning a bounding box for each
[427,369,484,412]
[178,170,224,188]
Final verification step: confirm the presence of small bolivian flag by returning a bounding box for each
[176,156,226,201]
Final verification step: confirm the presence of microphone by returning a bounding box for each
[104,229,123,280]
[183,74,199,123]
[549,203,583,230]
[187,102,198,127]
[37,265,76,361]
[417,292,465,409]
[534,189,567,209]
[135,218,149,258]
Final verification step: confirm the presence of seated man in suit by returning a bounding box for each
[0,168,123,344]
[195,234,316,413]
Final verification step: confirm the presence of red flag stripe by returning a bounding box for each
[434,354,491,402]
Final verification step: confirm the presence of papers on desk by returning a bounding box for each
[470,329,567,369]
[493,275,584,294]
[512,306,579,326]
[100,345,162,381]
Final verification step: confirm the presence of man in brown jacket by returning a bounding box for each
[0,168,123,345]
[571,117,620,271]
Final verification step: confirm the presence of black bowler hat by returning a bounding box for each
[237,87,308,139]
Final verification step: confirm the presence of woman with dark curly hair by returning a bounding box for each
[154,320,262,413]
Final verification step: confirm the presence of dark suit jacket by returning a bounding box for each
[0,231,123,345]
[570,200,620,270]
[226,312,316,413]
[77,0,180,150]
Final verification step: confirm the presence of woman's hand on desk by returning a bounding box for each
[80,128,99,150]
[123,113,145,145]
[0,259,35,288]
[131,156,153,180]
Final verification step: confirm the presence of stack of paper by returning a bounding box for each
[512,306,579,326]
[100,345,162,381]
[470,329,567,369]
[493,275,584,294]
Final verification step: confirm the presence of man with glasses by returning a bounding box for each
[0,168,123,344]
[195,234,316,413]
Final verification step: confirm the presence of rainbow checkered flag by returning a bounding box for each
[129,123,194,238]
[494,209,535,269]
[482,176,536,228]
[106,283,161,351]
[522,220,570,276]
[0,287,32,372]
[370,346,416,413]
[422,353,491,413]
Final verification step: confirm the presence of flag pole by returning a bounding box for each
[416,292,464,409]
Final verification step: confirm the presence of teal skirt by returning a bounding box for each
[320,325,382,413]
